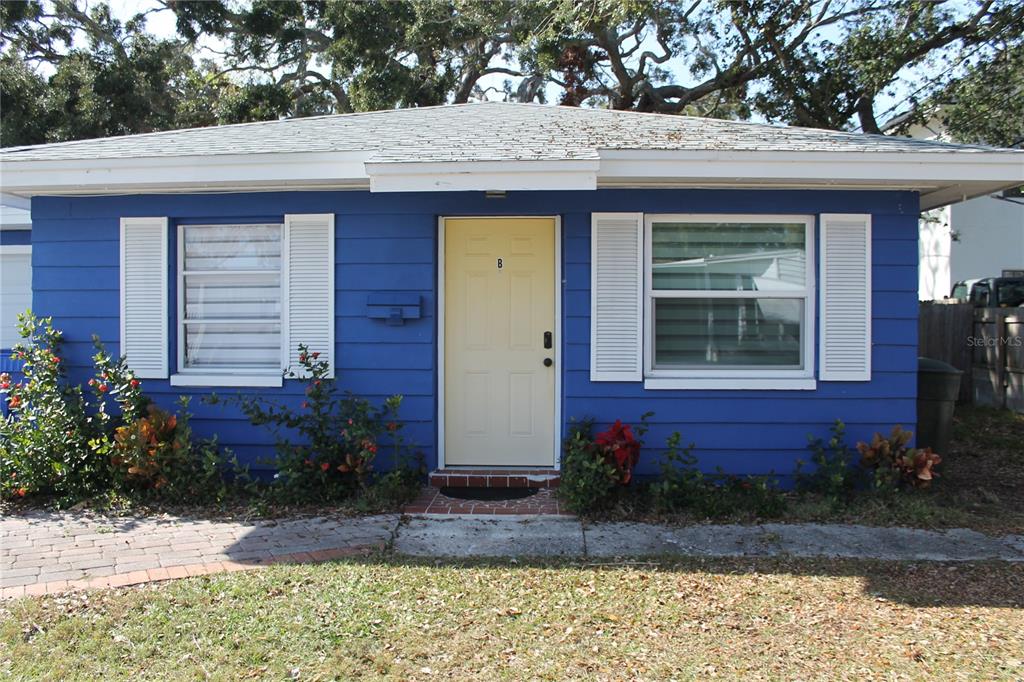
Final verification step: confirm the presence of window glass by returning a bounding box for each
[651,221,806,291]
[653,298,802,368]
[181,224,283,371]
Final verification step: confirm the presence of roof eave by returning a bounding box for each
[1,148,1020,209]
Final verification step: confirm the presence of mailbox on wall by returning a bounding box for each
[366,293,421,326]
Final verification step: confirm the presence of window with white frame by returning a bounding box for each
[178,223,284,373]
[644,215,814,378]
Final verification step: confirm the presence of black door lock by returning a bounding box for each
[543,358,553,367]
[543,331,552,349]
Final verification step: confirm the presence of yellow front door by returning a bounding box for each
[443,217,556,467]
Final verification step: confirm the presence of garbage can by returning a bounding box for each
[917,357,963,455]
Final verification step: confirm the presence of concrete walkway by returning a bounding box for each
[2,512,1022,599]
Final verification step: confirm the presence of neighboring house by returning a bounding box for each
[0,199,32,387]
[1,102,1021,481]
[898,118,1024,300]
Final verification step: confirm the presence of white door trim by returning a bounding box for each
[437,215,562,470]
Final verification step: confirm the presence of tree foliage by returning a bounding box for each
[1,0,1021,148]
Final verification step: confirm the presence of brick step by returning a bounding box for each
[429,469,560,489]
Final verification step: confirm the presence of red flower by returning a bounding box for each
[0,382,8,390]
[311,352,320,359]
[15,487,27,497]
[314,380,321,387]
[101,373,109,380]
[320,462,330,472]
[594,419,642,485]
[301,401,309,409]
[8,396,21,408]
[299,354,307,363]
[130,379,140,388]
[88,378,97,387]
[386,421,398,432]
[98,384,109,393]
[51,356,60,364]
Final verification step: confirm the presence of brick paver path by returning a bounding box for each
[0,511,398,599]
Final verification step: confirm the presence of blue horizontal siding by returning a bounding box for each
[30,188,920,475]
[0,230,31,246]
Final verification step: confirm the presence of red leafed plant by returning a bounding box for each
[856,425,943,489]
[594,419,643,485]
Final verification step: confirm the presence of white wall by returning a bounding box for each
[919,206,952,300]
[949,194,1024,284]
[0,247,32,348]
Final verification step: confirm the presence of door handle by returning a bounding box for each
[543,331,552,349]
[543,358,553,367]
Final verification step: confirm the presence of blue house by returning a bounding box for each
[2,103,1021,483]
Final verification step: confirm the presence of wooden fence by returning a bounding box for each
[919,301,1024,412]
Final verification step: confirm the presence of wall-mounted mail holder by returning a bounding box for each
[366,293,421,326]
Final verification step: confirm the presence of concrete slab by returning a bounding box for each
[762,524,1024,562]
[584,522,777,558]
[1002,535,1024,558]
[393,515,584,558]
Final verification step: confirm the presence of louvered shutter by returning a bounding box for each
[819,213,872,381]
[120,217,169,378]
[590,212,644,381]
[283,214,335,378]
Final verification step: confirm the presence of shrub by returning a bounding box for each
[0,313,107,503]
[651,432,785,519]
[232,344,411,503]
[559,414,651,515]
[649,431,702,513]
[856,426,942,490]
[104,397,248,503]
[1,311,246,506]
[797,419,862,500]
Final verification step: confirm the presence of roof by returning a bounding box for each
[1,102,1022,209]
[1,101,1010,163]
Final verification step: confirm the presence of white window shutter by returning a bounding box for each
[283,214,335,378]
[819,213,872,381]
[120,217,169,379]
[590,212,644,381]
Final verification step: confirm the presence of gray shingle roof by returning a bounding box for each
[1,101,1011,164]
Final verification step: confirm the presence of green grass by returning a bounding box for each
[2,556,1022,680]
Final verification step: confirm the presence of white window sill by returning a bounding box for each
[170,374,283,388]
[643,377,817,391]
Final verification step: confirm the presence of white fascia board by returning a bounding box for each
[0,151,371,197]
[598,149,1024,184]
[366,159,599,192]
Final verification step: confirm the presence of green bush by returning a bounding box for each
[0,313,107,504]
[1,311,247,507]
[558,414,651,515]
[651,431,786,519]
[797,419,862,501]
[231,344,416,503]
[103,397,249,503]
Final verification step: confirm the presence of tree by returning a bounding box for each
[939,43,1024,147]
[166,0,543,114]
[0,0,290,146]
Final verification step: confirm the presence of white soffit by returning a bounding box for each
[365,159,599,192]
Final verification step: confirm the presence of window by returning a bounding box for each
[644,214,815,386]
[177,223,284,376]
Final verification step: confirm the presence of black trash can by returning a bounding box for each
[917,357,963,455]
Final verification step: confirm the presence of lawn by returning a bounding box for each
[1,556,1022,680]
